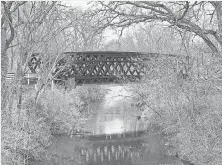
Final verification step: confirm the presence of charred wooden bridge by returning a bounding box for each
[7,51,175,85]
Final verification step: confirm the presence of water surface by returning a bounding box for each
[37,85,177,165]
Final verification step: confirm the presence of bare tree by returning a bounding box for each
[63,8,105,51]
[1,1,66,127]
[93,1,222,55]
[92,2,222,165]
[1,1,107,114]
[1,1,27,111]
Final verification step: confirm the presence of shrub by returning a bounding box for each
[2,84,107,164]
[164,82,222,165]
[1,108,52,164]
[131,77,222,165]
[31,88,83,135]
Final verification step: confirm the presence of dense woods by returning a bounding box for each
[1,1,222,165]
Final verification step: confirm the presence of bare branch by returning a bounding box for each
[96,1,221,54]
[2,1,15,49]
[178,1,189,21]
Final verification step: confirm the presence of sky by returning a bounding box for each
[63,1,89,9]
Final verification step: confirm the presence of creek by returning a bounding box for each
[36,85,177,165]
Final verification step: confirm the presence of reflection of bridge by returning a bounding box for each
[7,51,175,85]
[77,139,144,165]
[51,138,144,165]
[51,133,176,165]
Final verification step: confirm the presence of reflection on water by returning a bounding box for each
[34,85,177,165]
[104,118,124,134]
[37,133,176,165]
[89,85,145,135]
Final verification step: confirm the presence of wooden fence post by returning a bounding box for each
[51,79,54,91]
[27,74,30,85]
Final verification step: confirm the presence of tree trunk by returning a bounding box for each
[16,65,23,125]
[1,28,8,111]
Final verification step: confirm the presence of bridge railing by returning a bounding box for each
[6,73,142,86]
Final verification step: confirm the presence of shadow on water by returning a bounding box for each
[33,85,178,165]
